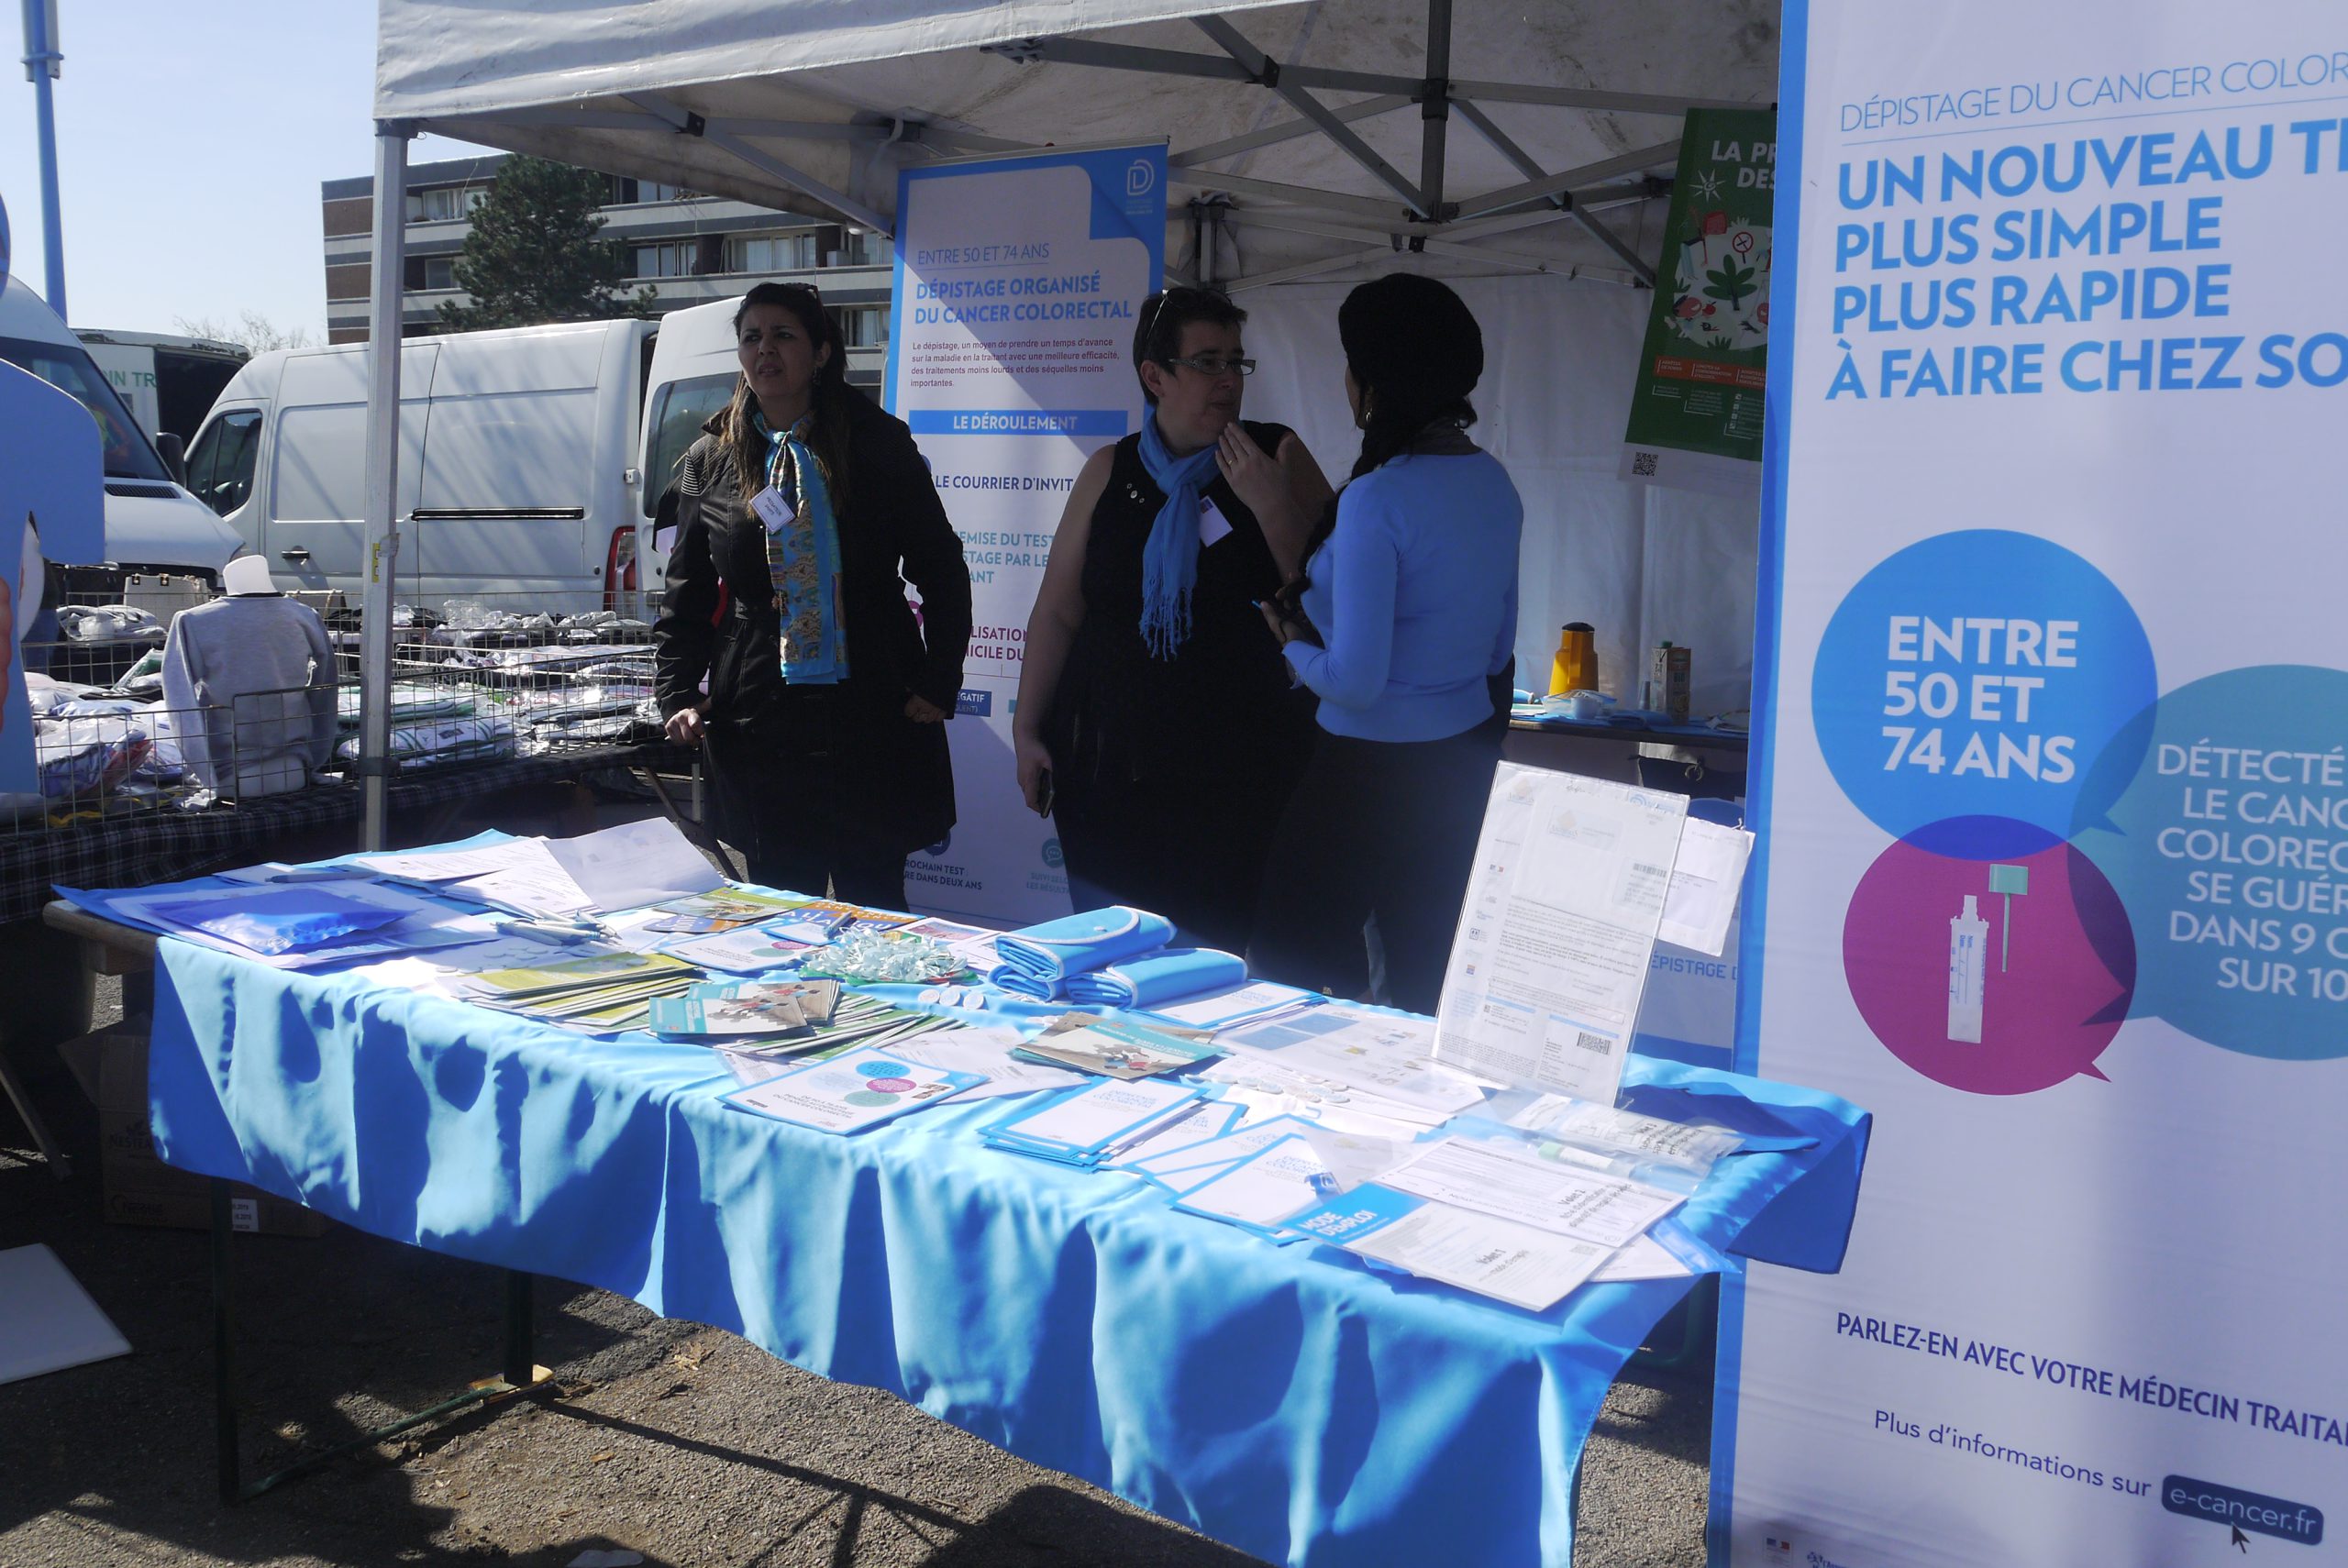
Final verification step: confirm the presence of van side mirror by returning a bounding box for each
[155,432,187,486]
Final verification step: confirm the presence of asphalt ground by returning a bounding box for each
[0,977,1711,1568]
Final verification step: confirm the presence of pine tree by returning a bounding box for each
[436,157,657,330]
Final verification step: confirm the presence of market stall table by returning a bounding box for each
[50,862,1867,1568]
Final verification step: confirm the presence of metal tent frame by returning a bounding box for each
[357,1,1767,840]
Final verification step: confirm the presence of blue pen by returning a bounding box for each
[494,915,609,944]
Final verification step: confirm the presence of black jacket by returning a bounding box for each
[653,390,972,852]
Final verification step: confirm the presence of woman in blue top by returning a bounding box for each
[1249,274,1523,1014]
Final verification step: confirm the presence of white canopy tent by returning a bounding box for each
[359,0,1778,840]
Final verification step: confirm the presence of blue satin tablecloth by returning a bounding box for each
[83,868,1866,1568]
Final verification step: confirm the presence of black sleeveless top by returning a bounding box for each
[1049,419,1316,802]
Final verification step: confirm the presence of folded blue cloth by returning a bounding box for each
[1064,947,1246,1010]
[988,906,1175,1000]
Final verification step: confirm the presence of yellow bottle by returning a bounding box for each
[1548,623,1597,696]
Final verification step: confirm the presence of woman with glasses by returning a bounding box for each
[655,282,972,910]
[1247,273,1523,1014]
[1013,287,1333,949]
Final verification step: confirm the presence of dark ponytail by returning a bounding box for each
[1297,273,1486,570]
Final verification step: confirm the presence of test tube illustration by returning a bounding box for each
[1948,894,1988,1043]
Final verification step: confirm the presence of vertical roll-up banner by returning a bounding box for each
[1723,4,2348,1563]
[886,143,1167,927]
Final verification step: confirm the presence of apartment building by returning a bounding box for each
[321,153,893,385]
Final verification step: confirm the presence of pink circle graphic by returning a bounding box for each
[1844,834,2135,1095]
[864,1077,916,1095]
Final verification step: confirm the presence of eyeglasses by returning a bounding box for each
[1162,354,1257,379]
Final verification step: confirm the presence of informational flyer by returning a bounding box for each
[886,143,1167,926]
[1620,106,1778,494]
[1724,5,2348,1563]
[1434,765,1689,1102]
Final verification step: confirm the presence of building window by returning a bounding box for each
[835,306,890,348]
[422,257,457,291]
[727,233,818,273]
[405,185,484,224]
[634,242,696,280]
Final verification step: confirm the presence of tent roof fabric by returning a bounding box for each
[375,0,1778,286]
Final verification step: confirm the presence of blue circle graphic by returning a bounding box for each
[2073,665,2348,1061]
[1813,531,2154,857]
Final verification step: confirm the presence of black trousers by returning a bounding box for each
[1247,725,1501,1017]
[707,695,914,911]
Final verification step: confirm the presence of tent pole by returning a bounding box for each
[360,121,412,853]
[1419,0,1453,223]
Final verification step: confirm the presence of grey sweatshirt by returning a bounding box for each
[158,594,338,797]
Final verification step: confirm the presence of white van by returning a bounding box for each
[0,276,245,580]
[191,317,659,614]
[637,296,748,559]
[75,328,248,450]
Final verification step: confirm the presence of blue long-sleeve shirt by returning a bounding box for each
[1284,449,1523,741]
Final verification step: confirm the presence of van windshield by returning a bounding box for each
[644,372,739,518]
[0,335,172,482]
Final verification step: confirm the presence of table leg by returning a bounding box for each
[212,1179,242,1506]
[210,1209,552,1505]
[503,1270,535,1388]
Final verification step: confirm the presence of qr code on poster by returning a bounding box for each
[1631,450,1659,477]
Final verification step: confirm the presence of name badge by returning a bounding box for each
[749,485,796,531]
[1199,496,1235,547]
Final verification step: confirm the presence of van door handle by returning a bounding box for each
[279,547,312,562]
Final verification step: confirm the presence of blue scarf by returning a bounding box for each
[753,407,849,685]
[1136,413,1221,660]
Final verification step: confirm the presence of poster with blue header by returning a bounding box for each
[1722,3,2348,1563]
[886,142,1166,927]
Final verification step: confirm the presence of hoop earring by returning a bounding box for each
[1355,389,1376,429]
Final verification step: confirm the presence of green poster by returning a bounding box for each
[1620,107,1778,493]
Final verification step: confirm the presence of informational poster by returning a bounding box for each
[1620,107,1777,495]
[1436,764,1688,1103]
[1723,6,2348,1564]
[885,143,1167,926]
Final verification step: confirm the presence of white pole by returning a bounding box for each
[360,121,412,851]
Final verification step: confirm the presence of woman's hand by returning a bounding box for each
[903,694,949,723]
[1215,422,1284,519]
[664,702,708,745]
[1257,599,1295,647]
[1015,734,1055,815]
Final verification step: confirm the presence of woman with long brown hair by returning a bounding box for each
[654,282,971,908]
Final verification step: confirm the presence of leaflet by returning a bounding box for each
[446,840,597,918]
[1115,1112,1310,1189]
[108,882,499,971]
[661,923,819,975]
[898,917,1004,972]
[542,818,725,913]
[1378,1136,1683,1249]
[1216,1005,1488,1116]
[656,887,814,925]
[350,840,553,884]
[1017,1015,1223,1078]
[888,1026,1085,1101]
[1435,765,1689,1103]
[721,1053,983,1133]
[1505,1093,1744,1171]
[1169,1135,1333,1234]
[1348,1202,1611,1312]
[1588,1233,1697,1284]
[1656,816,1753,957]
[987,1077,1202,1157]
[1146,980,1321,1029]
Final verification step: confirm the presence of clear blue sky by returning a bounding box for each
[2,1,490,336]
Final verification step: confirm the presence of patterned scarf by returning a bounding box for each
[1136,412,1222,660]
[753,407,849,685]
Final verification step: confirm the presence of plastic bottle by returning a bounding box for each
[1548,623,1597,696]
[1947,894,1988,1043]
